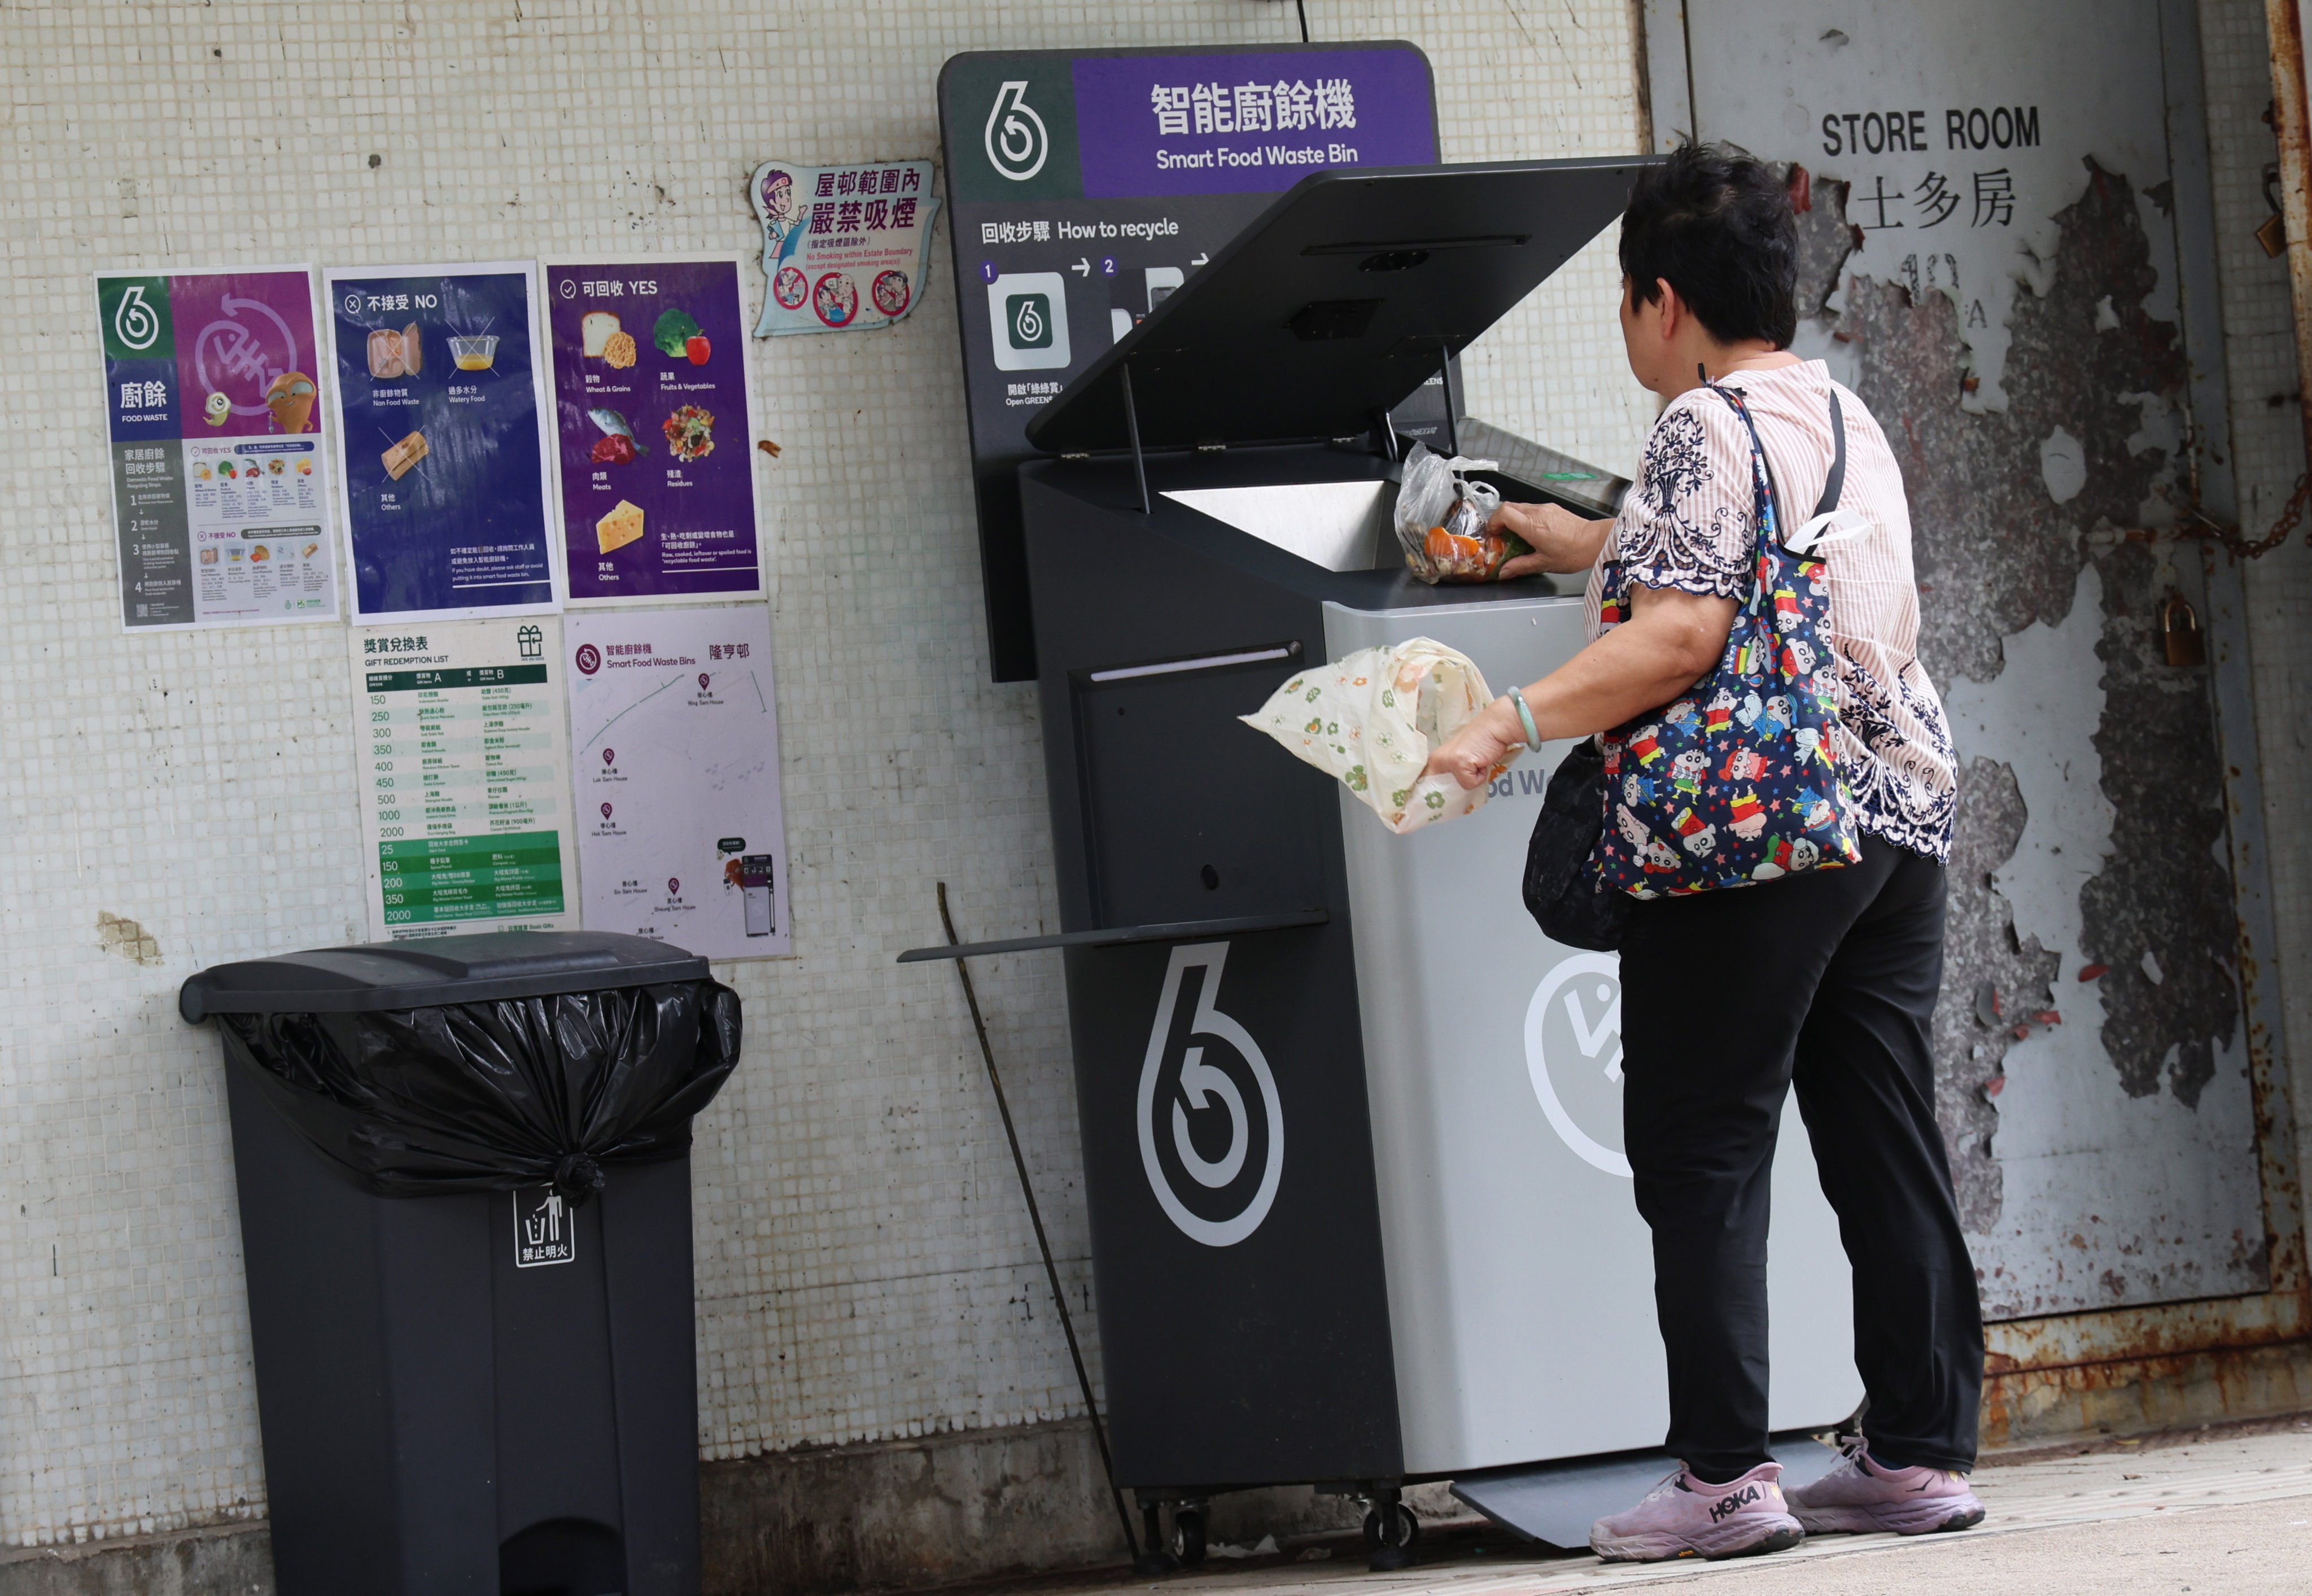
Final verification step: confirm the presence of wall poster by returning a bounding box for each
[352,616,578,942]
[540,255,767,604]
[95,265,340,630]
[565,607,790,957]
[749,159,942,336]
[324,262,561,620]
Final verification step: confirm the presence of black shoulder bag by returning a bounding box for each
[1520,734,1627,950]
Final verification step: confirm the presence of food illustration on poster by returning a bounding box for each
[566,607,790,959]
[543,257,767,605]
[324,263,558,619]
[352,617,578,941]
[750,159,942,336]
[95,266,340,630]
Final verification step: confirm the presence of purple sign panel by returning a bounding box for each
[168,274,320,438]
[1071,48,1437,198]
[544,257,763,602]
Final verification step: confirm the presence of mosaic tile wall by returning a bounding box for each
[0,0,1651,1545]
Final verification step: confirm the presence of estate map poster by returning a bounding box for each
[351,616,579,941]
[95,265,340,630]
[540,255,767,603]
[565,606,791,957]
[324,261,561,620]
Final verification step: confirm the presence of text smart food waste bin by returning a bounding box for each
[936,159,1865,1556]
[178,930,741,1596]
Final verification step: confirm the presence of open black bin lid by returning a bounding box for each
[1025,156,1654,456]
[180,930,711,1022]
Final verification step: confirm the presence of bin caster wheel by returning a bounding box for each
[1170,1507,1208,1566]
[1365,1501,1419,1569]
[1134,1499,1179,1576]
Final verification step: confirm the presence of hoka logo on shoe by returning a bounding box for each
[1708,1484,1762,1523]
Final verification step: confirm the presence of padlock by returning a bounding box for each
[2257,211,2287,259]
[2160,594,2206,667]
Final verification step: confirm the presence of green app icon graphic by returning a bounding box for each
[987,273,1070,371]
[1006,292,1054,350]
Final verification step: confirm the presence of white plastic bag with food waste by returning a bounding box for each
[1393,444,1522,584]
[1240,639,1506,834]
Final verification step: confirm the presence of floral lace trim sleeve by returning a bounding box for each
[1612,398,1753,599]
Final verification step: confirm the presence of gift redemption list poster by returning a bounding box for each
[541,256,767,604]
[94,266,340,629]
[565,607,790,957]
[352,616,579,941]
[324,263,561,620]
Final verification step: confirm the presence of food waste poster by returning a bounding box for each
[934,43,1437,680]
[566,607,790,957]
[352,616,578,941]
[541,256,766,603]
[94,266,340,630]
[324,263,561,621]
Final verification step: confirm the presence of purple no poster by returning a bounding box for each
[544,257,764,602]
[1070,48,1436,198]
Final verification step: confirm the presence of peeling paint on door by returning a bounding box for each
[1946,566,2263,1313]
[1680,0,2270,1322]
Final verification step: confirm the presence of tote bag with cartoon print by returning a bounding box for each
[1593,381,1863,898]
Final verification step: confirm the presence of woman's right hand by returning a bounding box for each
[1424,697,1527,790]
[1491,502,1614,579]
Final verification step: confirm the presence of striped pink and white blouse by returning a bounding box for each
[1581,359,1957,860]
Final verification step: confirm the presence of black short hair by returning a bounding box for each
[1617,141,1798,348]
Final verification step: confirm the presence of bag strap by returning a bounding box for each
[1813,387,1847,517]
[1703,367,1847,545]
[1700,377,1782,623]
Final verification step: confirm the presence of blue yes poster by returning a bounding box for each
[324,262,561,619]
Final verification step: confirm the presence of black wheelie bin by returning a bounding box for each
[178,930,741,1596]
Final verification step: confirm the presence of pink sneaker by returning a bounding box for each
[1589,1461,1804,1562]
[1785,1441,1985,1534]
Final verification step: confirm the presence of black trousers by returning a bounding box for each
[1619,834,1983,1480]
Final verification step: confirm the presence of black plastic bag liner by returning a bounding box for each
[181,931,740,1203]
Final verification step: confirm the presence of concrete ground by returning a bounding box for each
[976,1419,2312,1596]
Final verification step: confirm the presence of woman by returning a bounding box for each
[1424,142,1985,1563]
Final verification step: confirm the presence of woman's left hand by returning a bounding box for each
[1425,697,1526,790]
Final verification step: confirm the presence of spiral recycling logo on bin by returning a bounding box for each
[1138,942,1283,1247]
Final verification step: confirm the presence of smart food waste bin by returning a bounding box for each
[915,158,1865,1558]
[179,930,740,1596]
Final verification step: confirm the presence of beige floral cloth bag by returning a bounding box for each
[1240,639,1502,834]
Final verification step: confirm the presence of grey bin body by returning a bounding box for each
[181,932,723,1596]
